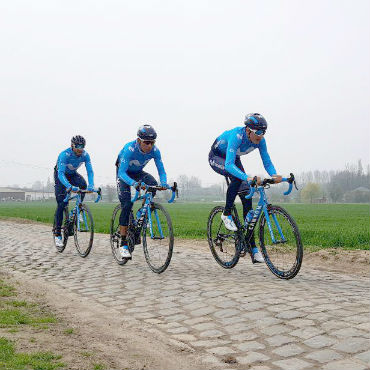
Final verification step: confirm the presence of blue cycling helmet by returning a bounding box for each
[137,125,157,140]
[244,113,268,133]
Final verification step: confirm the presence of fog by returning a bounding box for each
[0,0,369,188]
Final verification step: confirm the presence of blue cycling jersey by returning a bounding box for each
[213,126,276,181]
[116,140,167,186]
[56,148,94,188]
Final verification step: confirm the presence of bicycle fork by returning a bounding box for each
[147,207,165,240]
[263,206,286,244]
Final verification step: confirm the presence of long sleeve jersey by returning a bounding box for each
[56,148,94,188]
[116,140,167,186]
[213,126,277,181]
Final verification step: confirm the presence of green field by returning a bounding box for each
[0,201,369,250]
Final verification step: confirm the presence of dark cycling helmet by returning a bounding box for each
[244,113,268,132]
[71,135,86,148]
[137,125,157,141]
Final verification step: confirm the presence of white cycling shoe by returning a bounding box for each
[221,214,238,231]
[55,236,63,247]
[253,251,264,263]
[119,245,132,259]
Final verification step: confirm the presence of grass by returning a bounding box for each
[0,337,64,370]
[93,363,105,370]
[0,201,369,249]
[0,279,64,370]
[0,281,16,297]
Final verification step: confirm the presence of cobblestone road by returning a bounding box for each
[0,220,369,369]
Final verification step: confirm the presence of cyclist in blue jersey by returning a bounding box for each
[209,113,282,263]
[115,125,169,259]
[54,135,95,247]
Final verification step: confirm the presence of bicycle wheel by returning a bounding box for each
[53,207,69,253]
[110,205,135,266]
[142,203,174,274]
[259,205,303,279]
[207,206,241,269]
[74,204,94,258]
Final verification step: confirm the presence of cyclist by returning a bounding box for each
[54,135,95,247]
[115,125,168,259]
[209,113,282,263]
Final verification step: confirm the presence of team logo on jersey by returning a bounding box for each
[129,159,150,167]
[67,163,82,171]
[129,146,135,152]
[237,133,243,140]
[237,147,255,156]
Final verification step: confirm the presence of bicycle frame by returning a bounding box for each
[236,175,297,249]
[130,184,177,238]
[63,189,101,232]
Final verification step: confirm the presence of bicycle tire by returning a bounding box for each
[207,206,241,269]
[259,205,303,279]
[74,204,94,258]
[142,202,174,274]
[53,207,69,253]
[110,204,135,266]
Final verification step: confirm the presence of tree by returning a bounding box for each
[32,181,43,191]
[105,185,115,202]
[357,159,363,177]
[46,177,53,192]
[328,183,344,203]
[301,183,321,203]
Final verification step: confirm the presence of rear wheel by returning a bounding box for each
[110,204,135,266]
[142,203,174,273]
[207,206,241,269]
[74,204,94,258]
[259,205,303,279]
[53,207,69,253]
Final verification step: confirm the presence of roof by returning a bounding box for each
[0,187,25,193]
[350,187,370,193]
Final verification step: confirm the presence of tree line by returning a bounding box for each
[13,160,369,204]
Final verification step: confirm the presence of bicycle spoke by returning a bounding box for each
[259,205,303,279]
[207,206,240,269]
[143,203,173,273]
[74,205,94,257]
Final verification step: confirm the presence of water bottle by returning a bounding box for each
[136,207,143,220]
[245,210,254,225]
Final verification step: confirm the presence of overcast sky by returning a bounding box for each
[0,0,369,188]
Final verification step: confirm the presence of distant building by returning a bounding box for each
[0,187,54,201]
[344,187,370,203]
[0,187,25,201]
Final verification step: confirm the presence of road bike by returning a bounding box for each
[110,183,178,273]
[53,188,101,257]
[207,174,303,279]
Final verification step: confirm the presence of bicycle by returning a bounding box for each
[53,188,102,257]
[110,182,178,273]
[207,174,303,279]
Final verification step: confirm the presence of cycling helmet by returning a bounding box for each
[244,113,268,133]
[137,125,157,141]
[71,135,86,148]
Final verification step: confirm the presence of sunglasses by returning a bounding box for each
[74,144,85,149]
[249,128,265,137]
[141,140,155,145]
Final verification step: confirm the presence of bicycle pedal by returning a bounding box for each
[239,250,247,257]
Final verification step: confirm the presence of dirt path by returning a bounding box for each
[0,219,369,369]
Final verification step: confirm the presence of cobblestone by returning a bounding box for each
[0,220,369,370]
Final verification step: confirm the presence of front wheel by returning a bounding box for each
[74,204,94,257]
[207,206,241,269]
[259,205,303,279]
[142,203,174,274]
